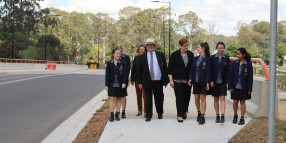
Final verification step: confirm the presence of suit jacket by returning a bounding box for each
[137,51,169,88]
[168,50,194,80]
[210,54,230,83]
[105,60,128,87]
[228,60,253,92]
[189,55,211,86]
[131,55,139,82]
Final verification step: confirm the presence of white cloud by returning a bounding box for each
[39,0,55,8]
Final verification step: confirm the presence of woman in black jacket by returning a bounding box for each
[131,45,147,117]
[168,38,194,122]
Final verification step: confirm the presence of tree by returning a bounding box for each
[225,43,243,57]
[207,22,219,53]
[236,22,253,48]
[36,34,62,61]
[277,43,286,64]
[178,11,203,50]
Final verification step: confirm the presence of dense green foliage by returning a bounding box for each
[0,1,285,64]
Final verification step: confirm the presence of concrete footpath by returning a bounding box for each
[99,86,251,143]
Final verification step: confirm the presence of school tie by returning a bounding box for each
[150,52,155,80]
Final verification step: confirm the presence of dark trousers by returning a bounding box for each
[145,81,164,118]
[174,82,191,117]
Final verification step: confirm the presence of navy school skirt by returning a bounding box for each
[212,83,227,96]
[108,86,127,97]
[231,89,251,100]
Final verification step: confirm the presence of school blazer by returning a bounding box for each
[121,54,131,77]
[137,51,169,88]
[210,54,230,83]
[131,55,139,82]
[105,60,129,87]
[168,50,194,80]
[228,60,253,92]
[189,56,211,86]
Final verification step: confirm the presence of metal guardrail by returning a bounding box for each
[0,58,78,64]
[229,57,269,81]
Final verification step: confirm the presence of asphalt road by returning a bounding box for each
[0,71,105,143]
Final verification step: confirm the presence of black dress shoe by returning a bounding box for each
[197,113,201,122]
[145,118,151,122]
[238,119,245,125]
[220,116,225,123]
[233,115,238,124]
[158,114,163,119]
[121,112,126,118]
[183,112,187,119]
[216,115,221,123]
[115,112,120,121]
[199,116,205,125]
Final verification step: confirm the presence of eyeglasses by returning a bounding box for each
[182,44,189,47]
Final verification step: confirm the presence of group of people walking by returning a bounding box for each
[105,37,253,125]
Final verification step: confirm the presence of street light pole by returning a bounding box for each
[151,1,171,59]
[168,2,171,60]
[44,14,60,61]
[163,17,165,55]
[268,0,278,142]
[12,0,15,59]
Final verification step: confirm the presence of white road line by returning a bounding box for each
[0,74,68,85]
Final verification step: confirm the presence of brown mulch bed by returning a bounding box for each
[229,117,286,143]
[73,100,110,143]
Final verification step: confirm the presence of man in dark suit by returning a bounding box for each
[137,38,169,122]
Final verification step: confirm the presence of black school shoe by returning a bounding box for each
[199,116,205,125]
[145,117,151,122]
[121,112,126,118]
[233,115,238,124]
[158,114,163,119]
[109,113,114,122]
[197,113,201,122]
[238,119,245,125]
[216,115,221,123]
[115,112,120,121]
[220,116,225,123]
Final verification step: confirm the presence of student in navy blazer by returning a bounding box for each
[188,42,211,125]
[210,42,230,123]
[116,46,130,119]
[105,48,129,122]
[228,48,253,125]
[131,45,147,117]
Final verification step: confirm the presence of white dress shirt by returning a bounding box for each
[147,51,162,80]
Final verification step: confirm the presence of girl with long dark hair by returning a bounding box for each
[188,42,211,125]
[228,47,253,125]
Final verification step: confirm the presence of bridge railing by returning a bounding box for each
[229,57,269,81]
[0,58,79,65]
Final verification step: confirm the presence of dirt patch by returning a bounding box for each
[229,117,286,143]
[73,100,110,143]
[279,101,286,121]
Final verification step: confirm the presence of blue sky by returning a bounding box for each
[40,0,286,36]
